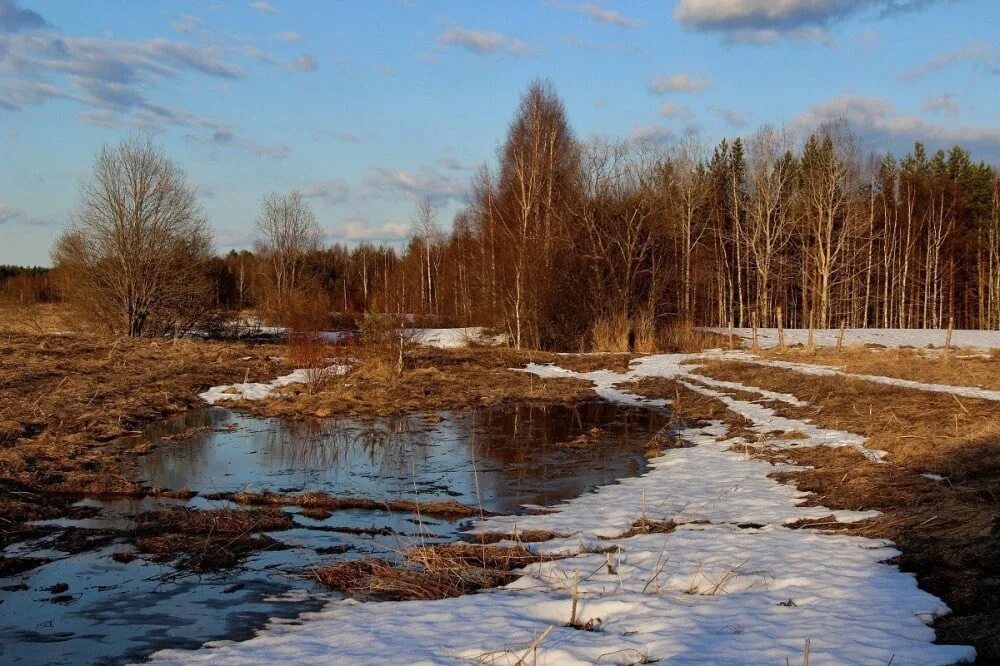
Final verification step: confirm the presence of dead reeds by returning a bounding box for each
[314,542,544,601]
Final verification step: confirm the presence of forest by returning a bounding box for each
[7,81,999,350]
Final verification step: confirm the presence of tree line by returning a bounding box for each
[42,81,1000,347]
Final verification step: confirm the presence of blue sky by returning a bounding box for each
[1,0,998,265]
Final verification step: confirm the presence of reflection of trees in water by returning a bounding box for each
[257,416,436,481]
[137,403,666,511]
[465,402,666,469]
[137,410,239,488]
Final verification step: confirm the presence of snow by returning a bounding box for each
[154,353,975,665]
[702,326,1000,352]
[198,365,350,405]
[407,327,507,349]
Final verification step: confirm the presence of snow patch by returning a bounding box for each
[199,365,350,405]
[702,326,1000,352]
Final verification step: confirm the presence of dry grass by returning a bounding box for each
[0,302,77,335]
[692,359,1000,660]
[243,346,600,420]
[656,321,731,353]
[130,507,294,570]
[212,489,489,520]
[761,345,1000,392]
[590,313,656,353]
[314,542,544,601]
[0,329,285,549]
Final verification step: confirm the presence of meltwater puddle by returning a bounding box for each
[0,402,668,665]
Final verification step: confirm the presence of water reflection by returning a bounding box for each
[2,401,669,665]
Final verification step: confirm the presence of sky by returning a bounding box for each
[1,0,998,266]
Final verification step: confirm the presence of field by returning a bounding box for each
[3,306,999,663]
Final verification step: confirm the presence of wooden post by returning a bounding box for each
[727,319,735,350]
[807,310,815,352]
[776,307,785,351]
[836,319,846,352]
[945,316,954,353]
[751,312,760,353]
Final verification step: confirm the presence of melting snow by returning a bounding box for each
[199,365,350,405]
[155,353,975,664]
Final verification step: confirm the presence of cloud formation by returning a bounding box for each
[334,219,410,243]
[289,54,318,71]
[629,124,674,144]
[795,94,1000,162]
[921,92,958,115]
[363,167,468,207]
[580,3,640,28]
[659,101,693,120]
[0,0,45,33]
[249,2,277,14]
[437,28,532,56]
[674,0,948,43]
[0,2,287,158]
[0,202,20,223]
[713,106,747,127]
[900,43,999,79]
[301,179,351,205]
[272,31,304,42]
[647,73,712,94]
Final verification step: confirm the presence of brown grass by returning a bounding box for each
[131,508,294,570]
[212,489,489,520]
[761,345,1000,392]
[242,346,599,420]
[0,329,286,549]
[590,313,657,353]
[0,302,77,335]
[314,542,544,601]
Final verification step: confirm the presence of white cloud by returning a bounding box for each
[659,101,692,120]
[249,1,277,14]
[248,141,289,159]
[271,31,304,42]
[289,54,318,71]
[0,3,286,158]
[437,28,533,56]
[901,43,999,80]
[713,106,747,127]
[363,167,468,206]
[580,3,640,28]
[674,0,948,43]
[0,202,20,224]
[301,179,351,204]
[437,156,476,171]
[921,93,959,115]
[334,219,410,243]
[647,73,712,94]
[795,94,1000,162]
[169,14,204,34]
[629,124,674,144]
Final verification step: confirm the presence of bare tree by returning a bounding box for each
[741,125,797,324]
[410,196,442,315]
[52,135,213,337]
[253,191,322,321]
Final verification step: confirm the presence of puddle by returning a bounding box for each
[0,401,668,665]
